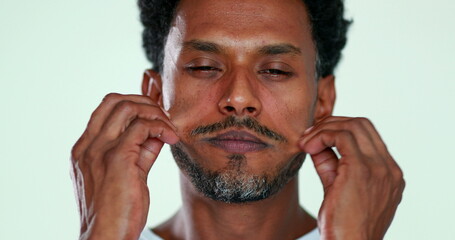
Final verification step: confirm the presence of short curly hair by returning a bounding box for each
[138,0,351,78]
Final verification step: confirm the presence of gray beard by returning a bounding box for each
[170,143,306,203]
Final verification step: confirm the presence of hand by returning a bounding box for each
[70,93,179,240]
[299,117,405,240]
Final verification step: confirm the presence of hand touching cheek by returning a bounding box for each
[299,117,405,240]
[70,93,179,240]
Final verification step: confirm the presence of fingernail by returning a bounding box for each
[304,126,313,134]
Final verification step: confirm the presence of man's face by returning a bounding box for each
[157,0,323,202]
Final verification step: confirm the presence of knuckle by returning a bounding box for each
[131,118,150,129]
[86,109,101,133]
[392,167,404,181]
[71,134,88,162]
[347,120,362,131]
[339,130,354,140]
[117,100,137,114]
[103,93,121,103]
[71,144,82,162]
[401,178,406,189]
[135,118,148,126]
[356,117,374,128]
[349,117,363,127]
[84,145,101,163]
[354,117,369,123]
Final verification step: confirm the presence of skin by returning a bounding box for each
[70,0,405,239]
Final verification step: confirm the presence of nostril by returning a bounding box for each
[225,106,235,112]
[246,107,256,113]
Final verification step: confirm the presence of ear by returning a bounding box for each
[142,69,163,106]
[314,74,336,122]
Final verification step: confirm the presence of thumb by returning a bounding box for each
[138,138,164,176]
[310,148,338,193]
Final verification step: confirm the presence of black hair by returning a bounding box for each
[138,0,351,78]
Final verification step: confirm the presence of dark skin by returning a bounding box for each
[70,0,404,239]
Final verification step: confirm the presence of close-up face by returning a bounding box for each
[149,0,334,202]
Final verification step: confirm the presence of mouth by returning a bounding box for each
[202,130,270,154]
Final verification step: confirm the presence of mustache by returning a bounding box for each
[190,115,287,143]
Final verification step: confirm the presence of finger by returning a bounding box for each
[300,129,360,160]
[310,148,339,193]
[303,118,378,156]
[353,118,390,157]
[112,118,179,175]
[327,117,388,155]
[87,93,159,137]
[139,138,164,176]
[314,116,351,125]
[306,116,352,132]
[72,93,158,160]
[98,101,176,141]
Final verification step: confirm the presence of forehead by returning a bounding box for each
[173,0,315,55]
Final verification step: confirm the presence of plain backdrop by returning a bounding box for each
[1,0,454,239]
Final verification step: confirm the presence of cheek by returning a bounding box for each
[166,84,219,138]
[262,85,315,145]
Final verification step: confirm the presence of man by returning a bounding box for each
[70,0,405,239]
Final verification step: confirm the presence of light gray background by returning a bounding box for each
[1,0,454,239]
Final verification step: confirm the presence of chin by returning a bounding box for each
[170,142,306,203]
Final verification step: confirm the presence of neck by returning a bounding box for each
[155,172,317,240]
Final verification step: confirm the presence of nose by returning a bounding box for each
[218,71,262,117]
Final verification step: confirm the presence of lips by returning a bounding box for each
[203,130,269,154]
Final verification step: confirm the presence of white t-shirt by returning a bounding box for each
[139,227,319,240]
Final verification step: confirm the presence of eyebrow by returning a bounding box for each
[182,39,301,56]
[258,44,302,56]
[183,40,223,54]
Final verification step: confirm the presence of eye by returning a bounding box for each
[184,59,223,79]
[257,61,295,81]
[259,69,292,76]
[185,66,222,79]
[187,66,221,72]
[258,68,294,81]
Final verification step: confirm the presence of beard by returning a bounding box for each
[170,143,306,204]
